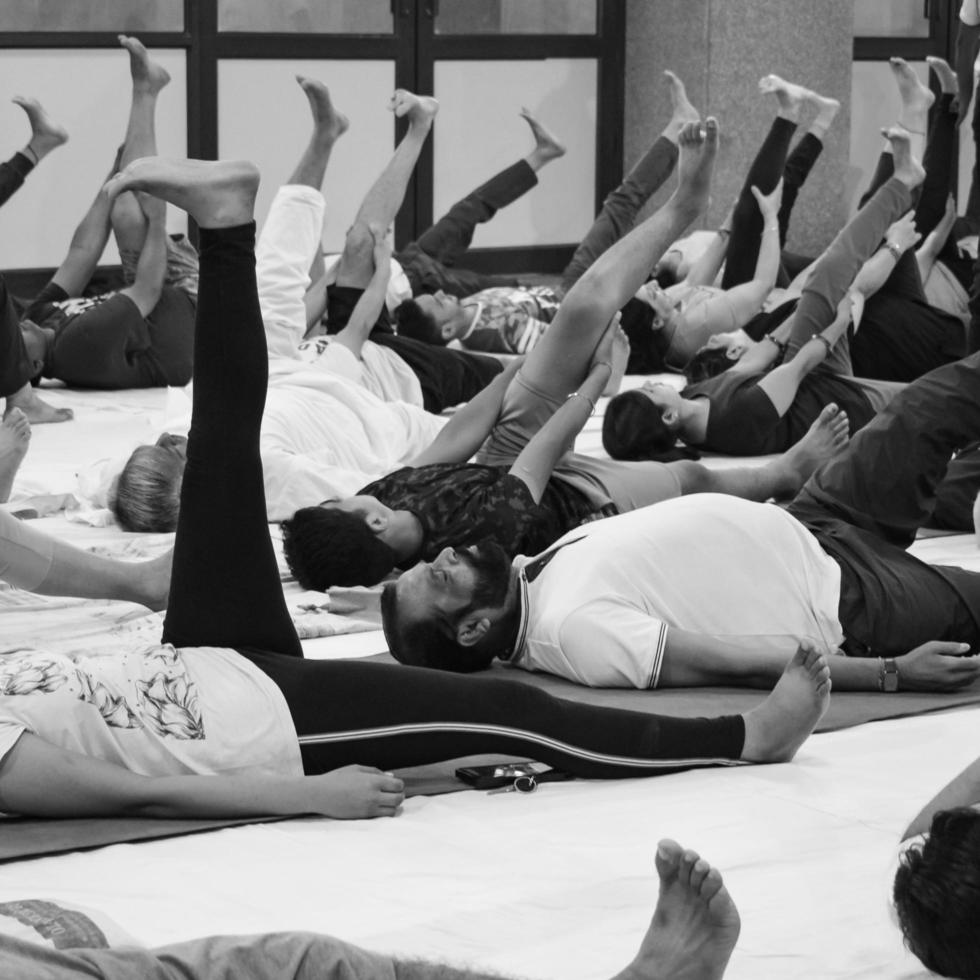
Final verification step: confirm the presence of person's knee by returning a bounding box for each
[342,221,375,266]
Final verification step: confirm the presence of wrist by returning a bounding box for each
[567,391,596,415]
[877,657,900,693]
[884,241,903,261]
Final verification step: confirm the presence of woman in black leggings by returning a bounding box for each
[0,158,829,822]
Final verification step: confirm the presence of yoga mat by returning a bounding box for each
[6,658,978,864]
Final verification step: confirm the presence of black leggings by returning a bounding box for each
[722,117,822,290]
[161,224,746,779]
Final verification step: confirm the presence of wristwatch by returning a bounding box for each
[879,657,899,693]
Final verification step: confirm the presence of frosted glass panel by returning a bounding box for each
[0,50,187,270]
[219,0,392,33]
[2,0,182,31]
[848,60,928,214]
[218,61,395,252]
[437,0,596,34]
[853,0,929,38]
[433,59,596,248]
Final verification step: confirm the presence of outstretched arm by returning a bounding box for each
[903,755,980,840]
[408,358,523,467]
[916,196,956,285]
[0,733,403,820]
[681,204,733,287]
[332,228,392,360]
[851,212,921,301]
[955,20,980,125]
[509,317,625,502]
[756,291,854,416]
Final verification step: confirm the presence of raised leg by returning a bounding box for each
[559,70,697,293]
[334,91,438,290]
[107,156,301,657]
[518,118,716,402]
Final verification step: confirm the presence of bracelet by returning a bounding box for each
[567,391,596,416]
[885,241,903,261]
[764,334,787,354]
[811,333,834,353]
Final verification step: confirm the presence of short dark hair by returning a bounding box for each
[110,446,183,532]
[602,390,676,461]
[281,506,397,589]
[653,266,679,289]
[894,807,980,978]
[381,582,496,672]
[393,298,447,346]
[683,346,734,385]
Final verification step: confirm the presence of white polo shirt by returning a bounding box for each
[509,494,844,689]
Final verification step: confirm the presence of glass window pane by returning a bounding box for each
[219,60,395,252]
[219,0,392,33]
[436,0,596,35]
[853,0,929,38]
[3,0,182,31]
[0,49,187,270]
[433,58,596,246]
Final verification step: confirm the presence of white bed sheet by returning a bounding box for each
[5,374,980,979]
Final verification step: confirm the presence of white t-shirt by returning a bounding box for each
[0,644,301,782]
[294,335,423,408]
[512,494,844,688]
[961,0,980,26]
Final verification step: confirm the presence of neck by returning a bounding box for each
[678,397,709,443]
[390,511,425,561]
[493,569,523,655]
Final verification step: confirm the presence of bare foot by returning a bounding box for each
[926,56,958,96]
[12,96,68,164]
[520,107,566,168]
[882,125,925,190]
[664,69,701,132]
[740,641,831,763]
[297,76,349,141]
[775,403,849,492]
[389,89,439,127]
[104,157,259,229]
[0,409,31,502]
[806,90,841,140]
[118,35,170,95]
[672,118,718,214]
[758,74,809,121]
[5,386,72,425]
[890,57,934,121]
[613,841,740,980]
[132,549,173,611]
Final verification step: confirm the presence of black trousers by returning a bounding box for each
[788,351,980,656]
[161,223,745,779]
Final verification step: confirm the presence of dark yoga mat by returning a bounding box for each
[5,656,979,863]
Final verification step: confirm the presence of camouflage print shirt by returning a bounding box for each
[359,463,605,563]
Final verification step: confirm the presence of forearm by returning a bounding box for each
[333,268,389,357]
[304,271,331,332]
[0,733,316,819]
[850,245,902,299]
[683,230,729,287]
[902,756,980,840]
[408,359,520,466]
[956,23,980,114]
[509,362,611,502]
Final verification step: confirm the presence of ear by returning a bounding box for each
[726,346,741,361]
[661,408,679,429]
[440,320,456,342]
[456,615,491,647]
[366,511,388,534]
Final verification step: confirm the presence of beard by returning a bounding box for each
[457,538,512,610]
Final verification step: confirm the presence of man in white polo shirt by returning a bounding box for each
[383,349,980,695]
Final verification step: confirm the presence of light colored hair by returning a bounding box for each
[109,446,183,532]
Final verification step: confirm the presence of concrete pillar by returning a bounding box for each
[624,0,853,256]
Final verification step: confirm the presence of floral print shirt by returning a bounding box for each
[457,286,562,355]
[0,644,301,784]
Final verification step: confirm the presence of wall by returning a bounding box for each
[624,0,853,256]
